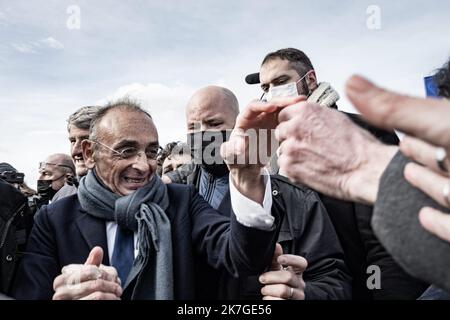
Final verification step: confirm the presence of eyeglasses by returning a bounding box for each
[91,140,160,161]
[39,162,74,172]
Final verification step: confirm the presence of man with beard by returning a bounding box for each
[246,47,428,299]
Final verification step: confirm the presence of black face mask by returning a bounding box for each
[37,179,58,201]
[187,130,231,177]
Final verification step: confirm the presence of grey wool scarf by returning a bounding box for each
[77,169,173,300]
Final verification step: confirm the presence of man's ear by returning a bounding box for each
[307,70,318,90]
[82,140,96,169]
[65,174,77,186]
[64,172,73,179]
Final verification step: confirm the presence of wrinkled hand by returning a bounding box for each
[259,243,307,300]
[53,246,122,300]
[276,100,395,204]
[221,96,305,170]
[346,75,450,243]
[346,75,450,148]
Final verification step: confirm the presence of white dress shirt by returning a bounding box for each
[106,170,273,261]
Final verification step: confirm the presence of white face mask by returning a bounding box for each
[265,70,313,101]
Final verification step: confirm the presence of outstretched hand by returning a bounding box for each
[53,247,122,300]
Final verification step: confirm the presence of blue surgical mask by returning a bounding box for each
[265,70,313,101]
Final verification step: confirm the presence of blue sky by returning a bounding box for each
[0,0,449,187]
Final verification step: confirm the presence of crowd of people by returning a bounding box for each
[1,47,449,300]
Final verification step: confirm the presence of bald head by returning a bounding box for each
[186,86,239,132]
[39,153,75,192]
[45,153,75,174]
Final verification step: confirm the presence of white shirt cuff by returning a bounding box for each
[229,168,274,231]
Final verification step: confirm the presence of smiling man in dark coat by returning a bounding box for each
[12,100,281,300]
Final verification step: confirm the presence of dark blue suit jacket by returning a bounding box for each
[12,183,280,299]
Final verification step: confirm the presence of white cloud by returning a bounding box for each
[25,130,66,136]
[0,10,9,26]
[11,43,37,54]
[0,94,88,188]
[40,37,64,50]
[11,37,64,54]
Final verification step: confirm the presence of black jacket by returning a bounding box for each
[0,179,33,296]
[187,168,352,300]
[12,184,281,299]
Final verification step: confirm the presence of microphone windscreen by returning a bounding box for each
[245,73,260,85]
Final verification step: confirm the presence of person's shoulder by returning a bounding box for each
[40,194,81,222]
[166,182,196,198]
[166,182,194,191]
[341,111,399,145]
[165,183,201,217]
[52,183,77,201]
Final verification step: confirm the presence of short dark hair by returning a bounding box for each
[157,142,179,167]
[434,58,450,99]
[156,141,190,176]
[261,48,314,76]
